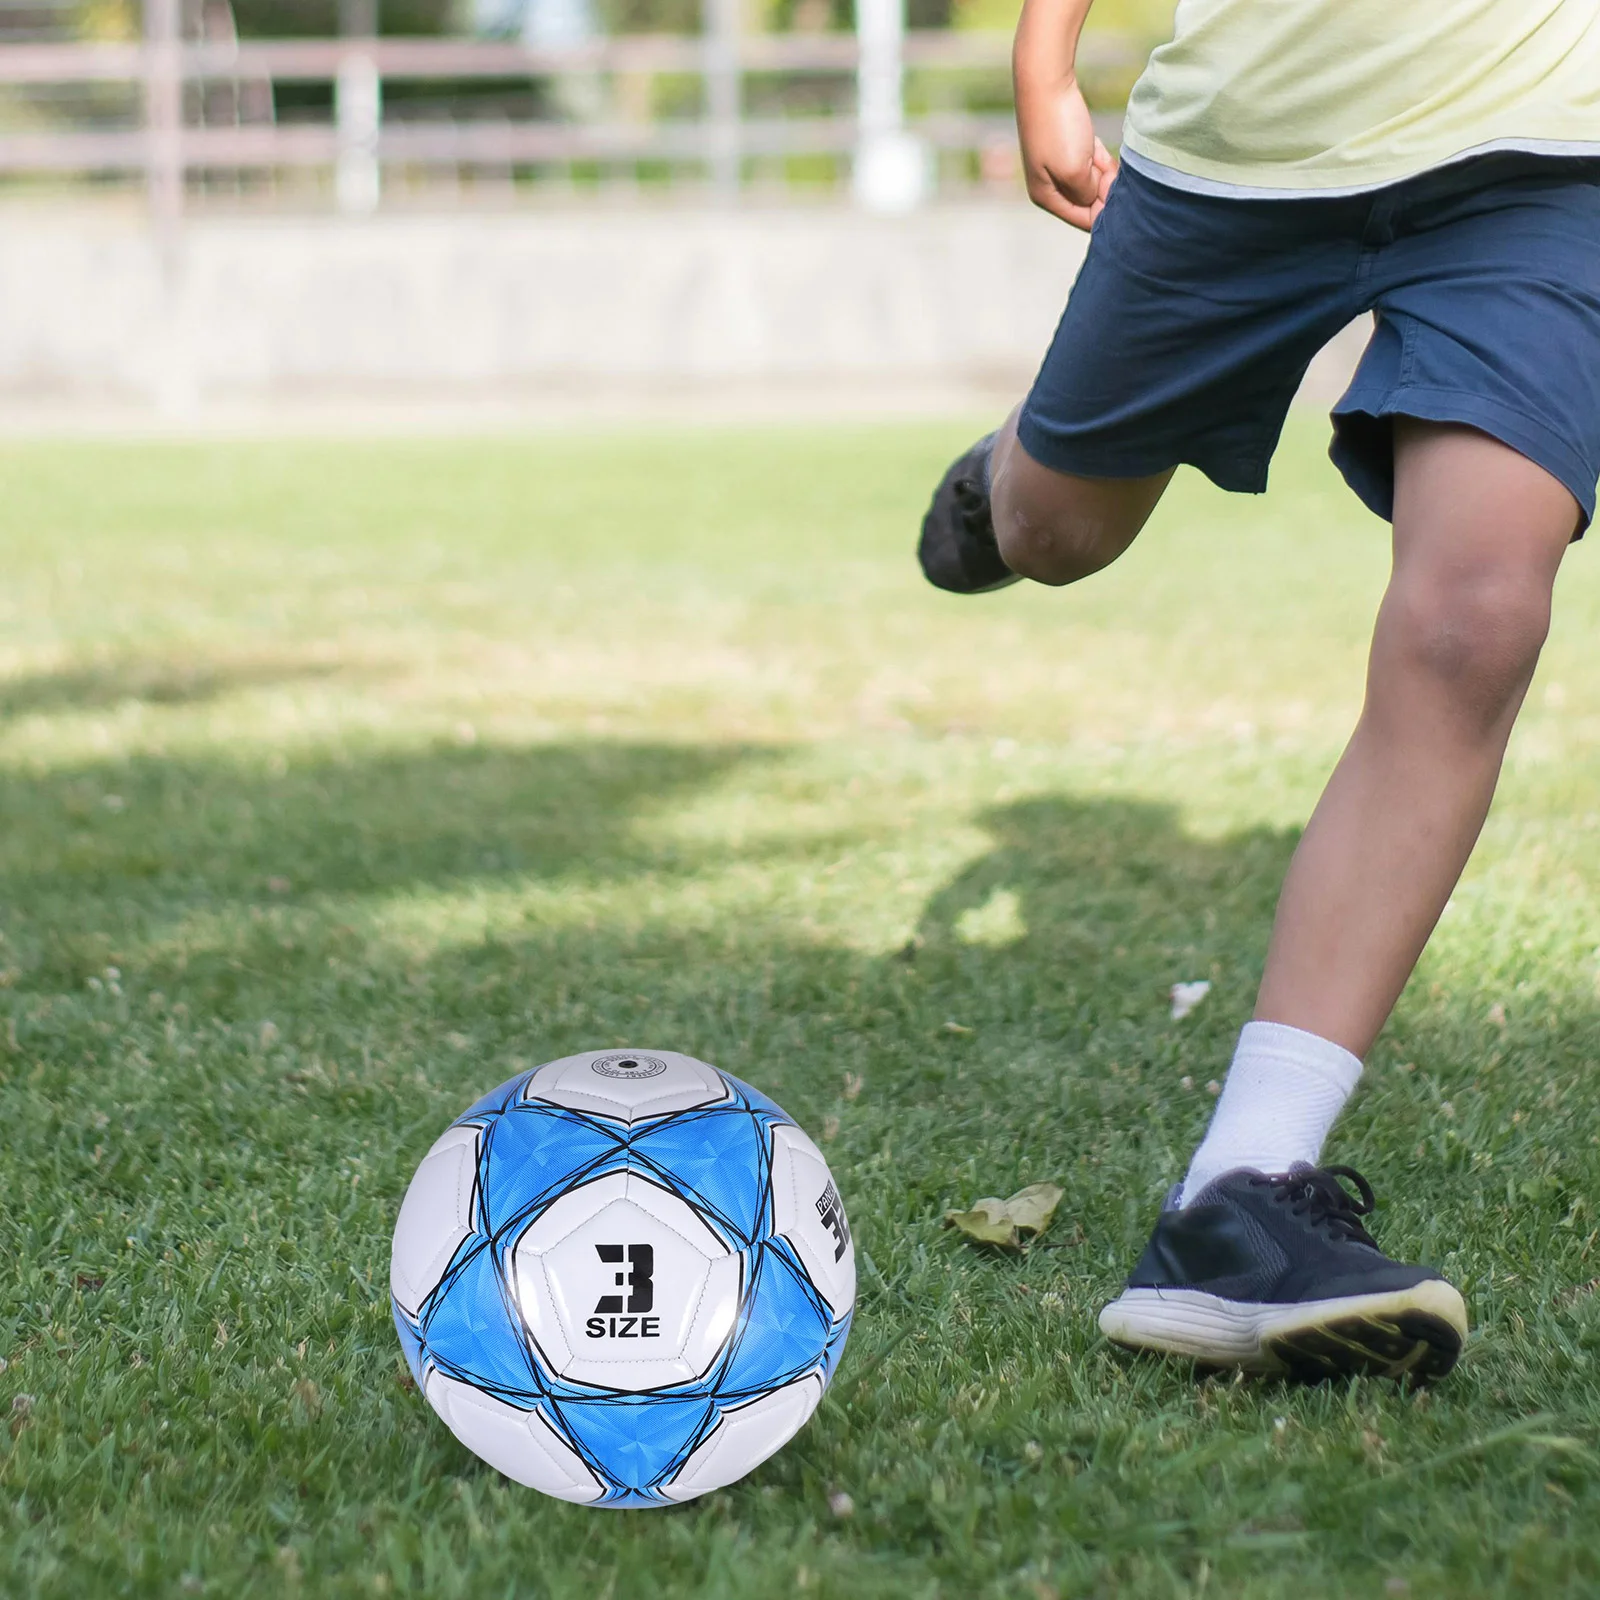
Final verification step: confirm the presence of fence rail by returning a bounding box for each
[0,26,1136,207]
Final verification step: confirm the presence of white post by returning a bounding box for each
[144,0,196,416]
[337,0,381,214]
[704,0,741,201]
[144,0,182,238]
[853,0,926,212]
[336,56,381,212]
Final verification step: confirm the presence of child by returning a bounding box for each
[920,0,1600,1380]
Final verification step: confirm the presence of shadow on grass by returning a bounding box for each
[7,734,1590,1159]
[0,655,344,719]
[0,739,773,988]
[0,741,1287,1041]
[5,733,1593,1216]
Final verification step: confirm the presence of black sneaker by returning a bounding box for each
[917,433,1019,594]
[1098,1165,1468,1382]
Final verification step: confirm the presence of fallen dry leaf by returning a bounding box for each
[945,1182,1065,1250]
[290,1377,322,1419]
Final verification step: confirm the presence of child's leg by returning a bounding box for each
[917,403,1174,596]
[1100,419,1575,1377]
[1180,420,1578,1198]
[1258,419,1578,1053]
[988,406,1175,587]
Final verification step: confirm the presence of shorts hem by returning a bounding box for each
[1016,409,1271,496]
[1332,384,1595,532]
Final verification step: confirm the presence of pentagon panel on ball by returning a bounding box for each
[390,1049,855,1507]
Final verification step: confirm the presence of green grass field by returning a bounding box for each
[3,419,1600,1598]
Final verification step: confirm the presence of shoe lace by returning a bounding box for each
[1248,1164,1378,1246]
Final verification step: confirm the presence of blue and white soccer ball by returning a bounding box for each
[390,1049,855,1507]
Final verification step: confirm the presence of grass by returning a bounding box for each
[2,417,1600,1598]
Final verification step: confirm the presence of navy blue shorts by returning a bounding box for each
[1017,153,1600,530]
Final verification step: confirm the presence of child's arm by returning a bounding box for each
[1014,0,1117,230]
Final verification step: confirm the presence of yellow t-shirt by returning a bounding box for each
[1121,0,1600,193]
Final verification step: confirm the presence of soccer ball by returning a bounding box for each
[390,1049,855,1507]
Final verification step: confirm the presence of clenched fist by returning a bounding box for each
[1016,71,1118,231]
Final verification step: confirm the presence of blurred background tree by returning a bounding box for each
[133,0,1176,39]
[953,0,1174,32]
[227,0,456,33]
[761,0,1174,32]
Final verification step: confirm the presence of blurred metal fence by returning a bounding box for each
[0,0,1134,215]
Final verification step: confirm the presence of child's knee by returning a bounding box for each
[1380,565,1552,727]
[990,484,1136,587]
[993,509,1115,586]
[988,446,1168,587]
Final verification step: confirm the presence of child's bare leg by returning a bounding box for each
[989,407,1174,586]
[1255,419,1579,1056]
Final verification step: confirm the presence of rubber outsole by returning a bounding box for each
[917,439,1019,595]
[1098,1279,1468,1383]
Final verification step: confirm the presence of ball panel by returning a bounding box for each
[769,1123,856,1317]
[512,1172,731,1392]
[537,1193,716,1389]
[663,1375,825,1503]
[679,1252,744,1383]
[422,1240,541,1399]
[509,1248,573,1377]
[549,1393,716,1500]
[513,1168,629,1256]
[390,1124,481,1316]
[426,1371,603,1504]
[480,1106,621,1234]
[631,1103,774,1246]
[717,1242,832,1398]
[523,1049,729,1123]
[620,1171,730,1264]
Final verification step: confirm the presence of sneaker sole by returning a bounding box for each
[1098,1280,1468,1382]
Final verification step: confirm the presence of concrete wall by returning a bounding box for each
[0,204,1081,409]
[0,202,1366,421]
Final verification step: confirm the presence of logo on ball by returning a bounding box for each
[590,1053,668,1080]
[587,1243,661,1337]
[816,1181,850,1262]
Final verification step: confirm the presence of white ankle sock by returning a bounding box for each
[1179,1021,1363,1205]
